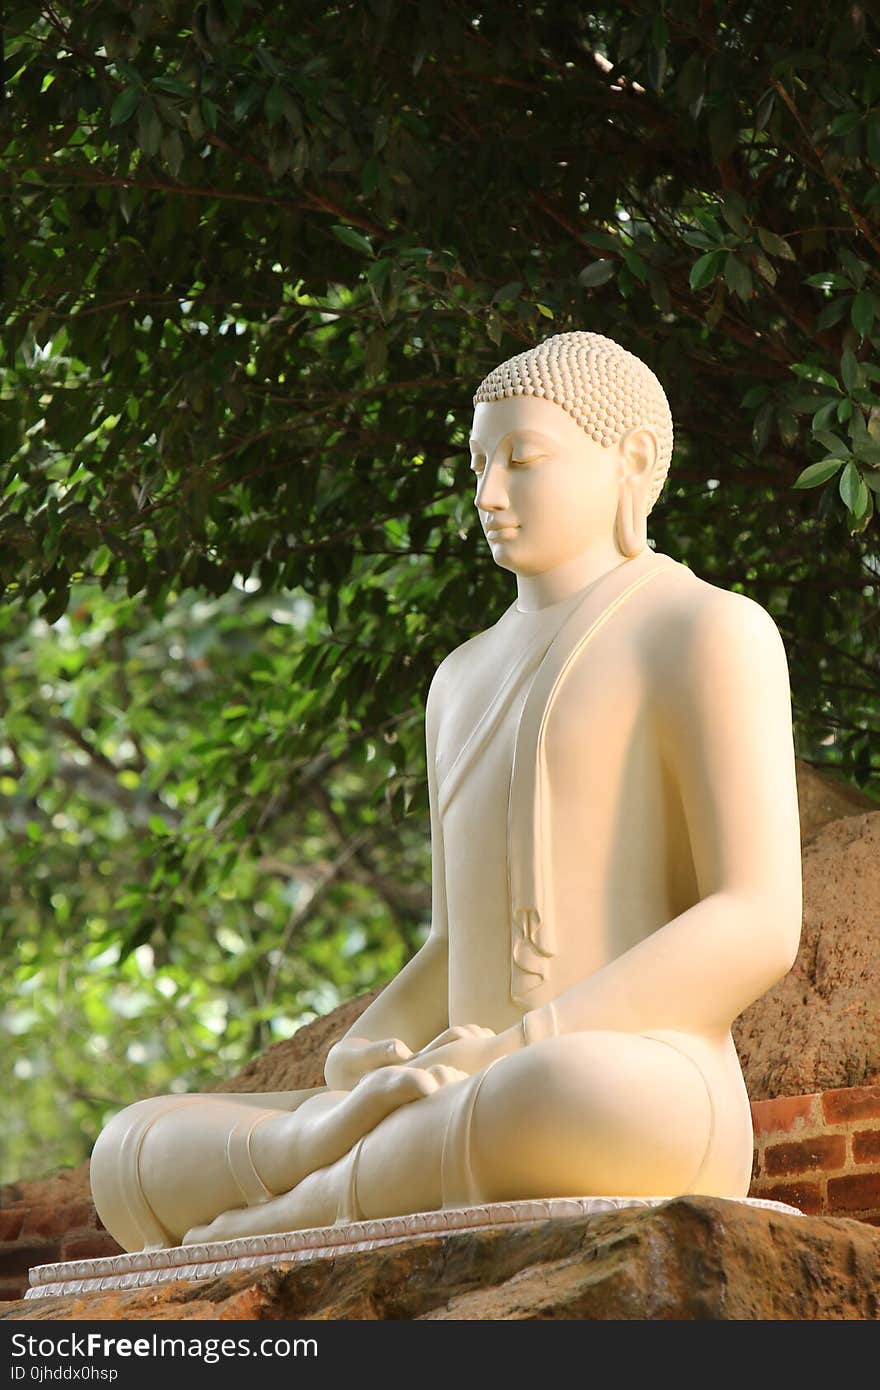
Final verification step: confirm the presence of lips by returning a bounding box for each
[486,523,520,535]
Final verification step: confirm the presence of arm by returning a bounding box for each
[520,591,802,1041]
[417,592,803,1072]
[324,663,451,1088]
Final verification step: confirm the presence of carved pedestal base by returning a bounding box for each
[26,1195,800,1300]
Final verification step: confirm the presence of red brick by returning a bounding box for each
[0,1209,23,1241]
[750,1180,823,1215]
[852,1128,880,1165]
[763,1134,846,1178]
[821,1084,880,1125]
[0,1242,61,1277]
[751,1093,821,1137]
[23,1200,95,1239]
[827,1172,880,1214]
[60,1232,123,1262]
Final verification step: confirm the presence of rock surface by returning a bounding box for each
[735,811,880,1099]
[796,760,875,843]
[5,1199,880,1320]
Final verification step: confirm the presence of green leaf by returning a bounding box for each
[331,224,374,257]
[535,303,554,319]
[675,53,704,108]
[792,458,844,488]
[753,253,777,287]
[136,98,162,157]
[153,76,192,97]
[849,485,873,532]
[839,248,866,288]
[851,291,875,338]
[724,253,752,300]
[804,271,849,289]
[221,704,249,720]
[856,444,880,467]
[841,350,859,393]
[778,410,798,447]
[648,269,672,313]
[754,89,775,132]
[581,232,618,251]
[578,259,617,288]
[622,248,649,283]
[647,46,668,93]
[162,130,184,178]
[757,228,796,261]
[849,409,869,450]
[850,478,871,523]
[790,363,840,391]
[813,430,850,457]
[689,250,725,291]
[816,296,850,331]
[110,86,141,127]
[838,459,862,510]
[39,586,70,624]
[829,111,861,137]
[720,193,749,238]
[254,43,282,77]
[492,281,522,304]
[752,400,774,453]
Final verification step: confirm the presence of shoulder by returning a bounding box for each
[650,567,790,714]
[426,616,507,711]
[676,572,786,663]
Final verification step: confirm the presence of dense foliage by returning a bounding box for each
[2,1,878,1179]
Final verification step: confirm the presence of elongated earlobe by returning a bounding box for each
[616,478,648,557]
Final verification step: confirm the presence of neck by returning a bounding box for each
[515,539,635,613]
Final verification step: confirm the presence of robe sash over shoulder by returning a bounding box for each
[507,548,684,1003]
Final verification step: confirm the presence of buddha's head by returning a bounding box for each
[469,331,673,573]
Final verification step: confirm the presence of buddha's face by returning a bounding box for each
[469,395,622,576]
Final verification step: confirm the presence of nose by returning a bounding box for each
[474,458,510,514]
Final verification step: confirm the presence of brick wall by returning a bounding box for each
[751,1083,880,1223]
[3,1082,879,1302]
[0,1168,122,1302]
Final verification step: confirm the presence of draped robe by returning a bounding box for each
[435,547,686,1007]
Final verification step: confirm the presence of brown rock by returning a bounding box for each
[0,1166,93,1214]
[796,760,876,844]
[735,811,880,1100]
[5,1199,880,1321]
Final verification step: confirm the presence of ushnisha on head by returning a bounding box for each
[471,332,674,562]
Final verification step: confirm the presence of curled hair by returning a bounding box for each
[474,331,673,514]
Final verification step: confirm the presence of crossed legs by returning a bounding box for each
[93,1031,736,1253]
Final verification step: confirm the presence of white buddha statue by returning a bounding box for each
[90,331,802,1251]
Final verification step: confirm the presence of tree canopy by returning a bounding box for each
[2,1,878,1180]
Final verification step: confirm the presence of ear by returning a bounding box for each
[618,427,659,488]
